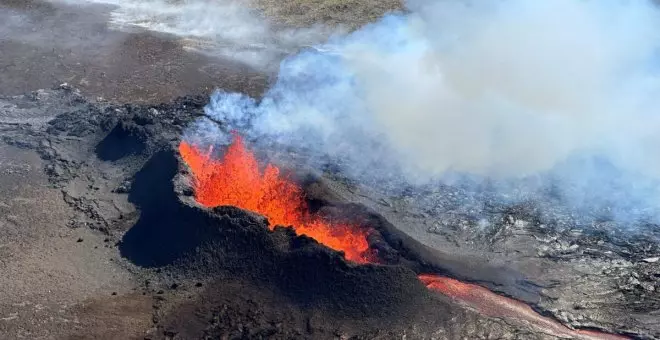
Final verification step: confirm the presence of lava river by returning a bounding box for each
[179,134,628,340]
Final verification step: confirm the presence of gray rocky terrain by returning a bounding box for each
[0,84,657,339]
[1,0,659,339]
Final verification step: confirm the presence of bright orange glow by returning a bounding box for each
[178,134,628,339]
[179,134,371,263]
[419,274,629,340]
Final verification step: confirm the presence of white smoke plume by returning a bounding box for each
[192,0,660,224]
[52,0,338,69]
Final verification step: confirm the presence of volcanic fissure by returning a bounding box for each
[178,133,630,340]
[179,133,373,263]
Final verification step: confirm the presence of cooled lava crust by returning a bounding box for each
[4,87,657,339]
[114,142,550,338]
[119,147,429,318]
[119,139,548,303]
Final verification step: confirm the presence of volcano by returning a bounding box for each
[1,87,657,339]
[179,134,373,263]
[174,132,636,340]
[3,0,660,338]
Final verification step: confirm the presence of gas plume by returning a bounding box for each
[191,0,660,225]
[58,0,336,69]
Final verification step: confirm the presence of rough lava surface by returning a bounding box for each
[0,86,659,339]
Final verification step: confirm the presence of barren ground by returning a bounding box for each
[0,1,658,340]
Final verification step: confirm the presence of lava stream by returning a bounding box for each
[179,134,371,263]
[179,134,628,339]
[419,274,629,340]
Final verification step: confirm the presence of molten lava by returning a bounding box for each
[419,274,629,340]
[179,134,627,339]
[178,134,371,263]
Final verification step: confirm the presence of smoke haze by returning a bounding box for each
[188,0,660,224]
[54,0,338,69]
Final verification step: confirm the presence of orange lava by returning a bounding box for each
[179,134,628,339]
[419,274,629,340]
[179,134,371,263]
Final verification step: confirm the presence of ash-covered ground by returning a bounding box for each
[1,0,659,339]
[1,85,658,339]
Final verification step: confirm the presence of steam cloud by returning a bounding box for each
[58,0,337,69]
[189,0,660,225]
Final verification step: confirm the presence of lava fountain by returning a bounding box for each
[179,133,628,339]
[178,133,371,263]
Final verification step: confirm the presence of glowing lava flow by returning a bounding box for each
[178,134,371,263]
[419,274,629,340]
[179,134,628,339]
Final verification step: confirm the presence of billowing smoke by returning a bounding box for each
[57,0,338,69]
[190,0,660,226]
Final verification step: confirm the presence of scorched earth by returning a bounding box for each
[0,0,659,339]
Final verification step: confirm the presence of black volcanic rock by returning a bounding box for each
[3,87,658,339]
[119,147,429,318]
[95,120,149,161]
[315,202,544,304]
